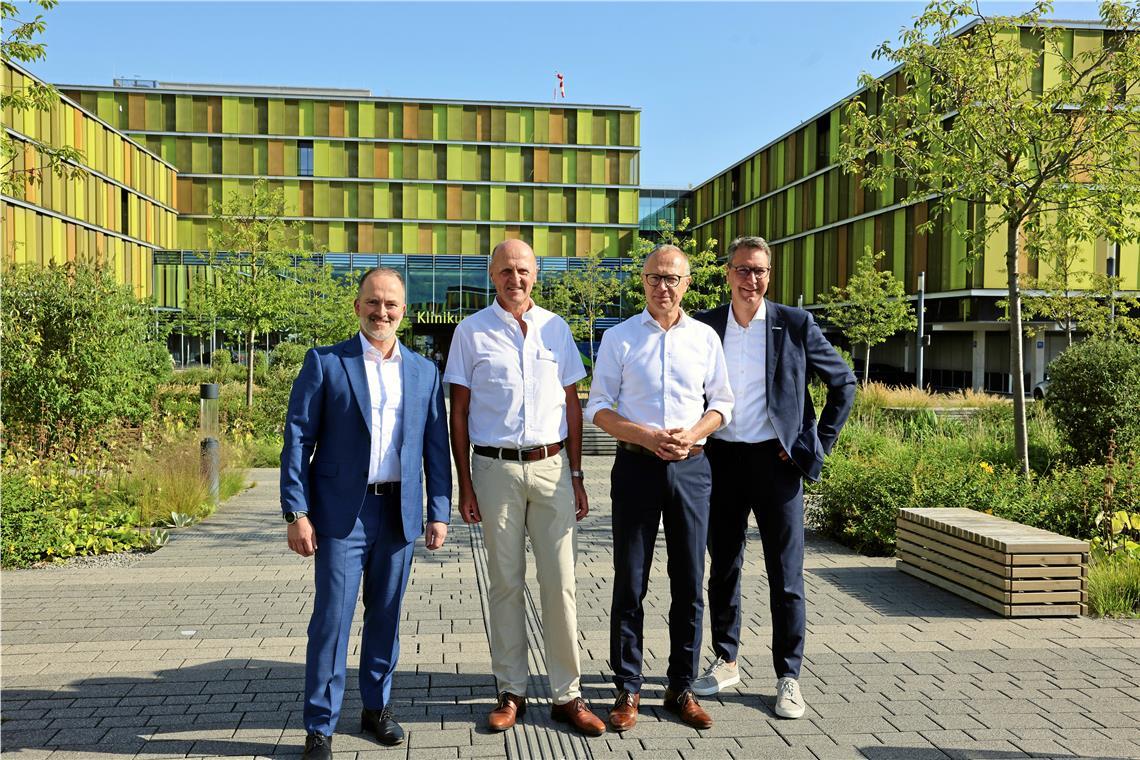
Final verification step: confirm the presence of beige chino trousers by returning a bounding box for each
[471,450,582,704]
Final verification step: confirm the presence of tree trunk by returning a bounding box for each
[246,329,255,408]
[1006,222,1031,477]
[863,343,871,385]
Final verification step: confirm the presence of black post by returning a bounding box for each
[200,383,220,506]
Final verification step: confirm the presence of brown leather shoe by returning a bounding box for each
[550,697,605,736]
[487,691,526,731]
[608,690,640,732]
[663,687,713,729]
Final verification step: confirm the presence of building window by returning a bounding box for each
[299,140,314,177]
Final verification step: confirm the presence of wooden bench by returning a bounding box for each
[896,507,1088,617]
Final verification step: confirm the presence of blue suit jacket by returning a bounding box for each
[694,301,856,482]
[280,336,452,542]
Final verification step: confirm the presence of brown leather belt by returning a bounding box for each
[473,439,566,462]
[617,441,704,459]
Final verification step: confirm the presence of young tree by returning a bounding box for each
[204,179,309,407]
[540,250,622,365]
[622,218,725,315]
[839,0,1140,475]
[818,250,917,385]
[2,0,85,197]
[288,260,359,347]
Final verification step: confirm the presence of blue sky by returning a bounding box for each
[31,1,1099,188]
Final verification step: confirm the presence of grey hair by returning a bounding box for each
[645,244,690,274]
[726,236,772,265]
[357,266,404,292]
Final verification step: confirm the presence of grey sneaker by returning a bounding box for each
[774,677,805,719]
[691,657,741,696]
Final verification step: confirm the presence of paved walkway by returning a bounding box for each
[3,459,1139,760]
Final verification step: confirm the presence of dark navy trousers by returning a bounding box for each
[304,491,414,734]
[609,447,712,694]
[705,438,806,679]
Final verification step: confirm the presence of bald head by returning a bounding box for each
[643,244,690,276]
[489,238,537,315]
[490,239,536,270]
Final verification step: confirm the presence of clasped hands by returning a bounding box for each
[644,427,698,461]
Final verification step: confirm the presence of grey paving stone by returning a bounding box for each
[5,465,1140,760]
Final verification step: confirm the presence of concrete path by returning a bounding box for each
[3,459,1139,760]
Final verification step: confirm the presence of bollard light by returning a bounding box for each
[200,383,220,506]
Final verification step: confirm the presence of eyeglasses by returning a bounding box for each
[643,273,688,288]
[731,266,771,280]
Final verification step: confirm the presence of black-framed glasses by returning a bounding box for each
[643,273,687,288]
[731,266,771,280]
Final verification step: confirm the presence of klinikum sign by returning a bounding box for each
[411,310,462,325]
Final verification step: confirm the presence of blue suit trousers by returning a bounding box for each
[609,448,712,694]
[706,438,806,679]
[303,491,414,734]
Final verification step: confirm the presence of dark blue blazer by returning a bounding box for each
[280,337,452,542]
[694,301,856,482]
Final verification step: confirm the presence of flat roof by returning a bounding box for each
[58,80,640,112]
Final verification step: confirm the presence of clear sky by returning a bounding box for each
[29,0,1100,188]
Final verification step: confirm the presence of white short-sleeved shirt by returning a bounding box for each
[444,299,587,448]
[584,310,734,443]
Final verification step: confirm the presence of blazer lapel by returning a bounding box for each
[340,337,371,428]
[766,300,785,398]
[399,341,420,446]
[712,304,730,343]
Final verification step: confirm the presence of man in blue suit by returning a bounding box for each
[281,266,452,760]
[692,236,855,720]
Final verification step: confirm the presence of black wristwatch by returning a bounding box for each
[283,511,309,524]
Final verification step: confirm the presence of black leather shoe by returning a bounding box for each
[302,732,332,760]
[362,706,405,746]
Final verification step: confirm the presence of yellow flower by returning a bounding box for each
[979,461,994,474]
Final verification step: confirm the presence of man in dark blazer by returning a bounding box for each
[281,267,452,759]
[692,236,855,720]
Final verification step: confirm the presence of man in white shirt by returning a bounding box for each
[281,268,452,760]
[585,245,734,733]
[691,236,855,720]
[445,239,606,737]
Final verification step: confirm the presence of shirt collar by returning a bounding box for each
[639,308,690,330]
[728,299,766,330]
[491,296,535,325]
[358,332,402,362]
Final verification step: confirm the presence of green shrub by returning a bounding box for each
[1,263,168,457]
[1047,340,1140,463]
[1088,554,1140,617]
[271,341,309,371]
[213,350,232,369]
[810,416,1119,555]
[1,471,66,567]
[0,462,153,567]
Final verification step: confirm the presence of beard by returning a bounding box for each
[361,318,398,343]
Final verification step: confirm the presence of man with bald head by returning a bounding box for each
[446,239,605,736]
[586,245,734,732]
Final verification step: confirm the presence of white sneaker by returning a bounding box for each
[691,657,741,696]
[774,677,806,719]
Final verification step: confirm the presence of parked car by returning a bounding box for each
[1032,374,1050,400]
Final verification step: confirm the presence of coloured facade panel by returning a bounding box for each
[2,61,178,299]
[60,82,641,313]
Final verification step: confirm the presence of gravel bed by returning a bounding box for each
[30,550,154,571]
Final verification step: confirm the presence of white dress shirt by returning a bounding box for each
[444,299,586,448]
[713,300,778,443]
[584,310,734,442]
[360,332,403,484]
